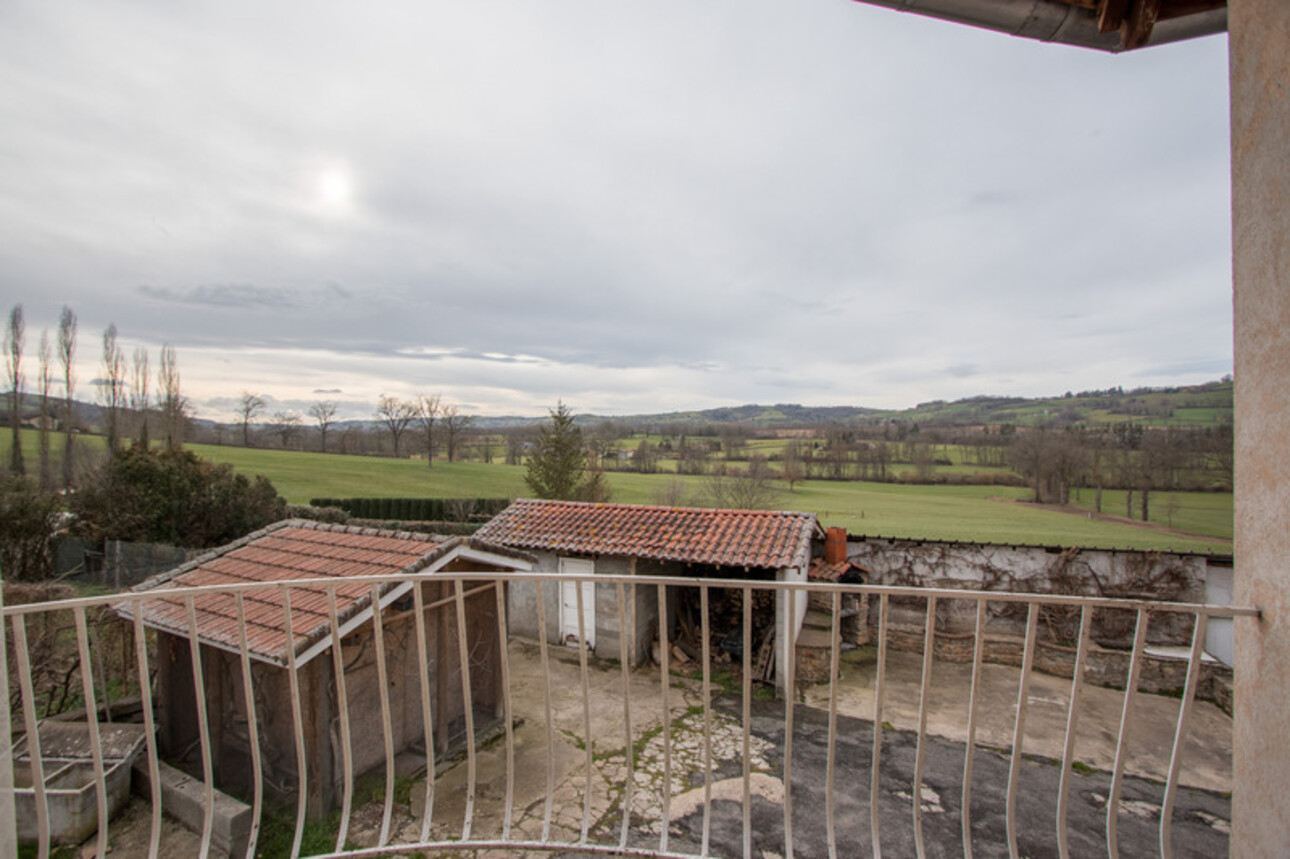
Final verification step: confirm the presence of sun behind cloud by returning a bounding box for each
[312,162,354,212]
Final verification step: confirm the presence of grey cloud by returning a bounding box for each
[138,284,301,310]
[0,1,1235,415]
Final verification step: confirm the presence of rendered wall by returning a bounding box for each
[1230,0,1290,850]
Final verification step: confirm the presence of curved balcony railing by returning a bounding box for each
[0,573,1257,859]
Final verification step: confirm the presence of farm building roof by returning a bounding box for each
[475,499,822,571]
[119,520,530,666]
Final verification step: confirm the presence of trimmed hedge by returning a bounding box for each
[309,497,512,522]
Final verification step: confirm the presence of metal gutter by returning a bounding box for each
[852,0,1227,53]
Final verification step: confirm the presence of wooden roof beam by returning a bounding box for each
[1122,0,1162,49]
[1098,0,1131,33]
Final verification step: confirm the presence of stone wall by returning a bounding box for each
[845,539,1234,714]
[847,538,1227,647]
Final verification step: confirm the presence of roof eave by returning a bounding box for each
[851,0,1226,53]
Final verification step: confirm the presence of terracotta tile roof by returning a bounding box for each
[120,520,522,666]
[809,557,868,584]
[475,499,820,570]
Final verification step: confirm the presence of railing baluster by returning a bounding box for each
[700,584,714,857]
[280,585,308,859]
[0,566,1259,859]
[0,586,13,859]
[1005,602,1039,859]
[370,582,396,847]
[783,587,797,859]
[961,598,987,859]
[658,582,672,854]
[11,614,49,859]
[452,578,478,842]
[742,585,753,859]
[871,592,889,859]
[184,594,215,859]
[912,595,938,859]
[72,606,108,859]
[575,578,594,844]
[617,582,635,852]
[327,585,355,851]
[1160,612,1209,859]
[132,603,163,859]
[534,580,555,842]
[1056,604,1093,859]
[1107,609,1149,859]
[825,589,842,859]
[233,593,262,859]
[495,580,515,842]
[412,580,437,843]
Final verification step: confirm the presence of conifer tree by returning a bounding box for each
[524,401,610,501]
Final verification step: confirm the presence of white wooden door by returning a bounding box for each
[558,557,596,650]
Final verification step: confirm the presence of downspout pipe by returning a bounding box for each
[851,0,1227,53]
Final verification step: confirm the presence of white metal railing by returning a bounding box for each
[0,573,1258,859]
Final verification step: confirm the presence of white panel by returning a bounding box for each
[558,557,596,650]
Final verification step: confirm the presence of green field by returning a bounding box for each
[0,430,1230,554]
[186,443,1230,554]
[1067,488,1234,540]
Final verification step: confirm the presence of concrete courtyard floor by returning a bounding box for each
[101,637,1233,857]
[352,638,1233,857]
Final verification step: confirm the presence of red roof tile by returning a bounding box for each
[474,499,820,571]
[119,520,514,665]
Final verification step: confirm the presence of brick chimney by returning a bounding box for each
[825,527,847,564]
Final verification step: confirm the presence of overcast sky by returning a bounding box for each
[0,1,1233,422]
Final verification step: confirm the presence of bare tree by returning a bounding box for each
[1010,426,1054,503]
[238,391,265,447]
[504,427,534,466]
[269,411,303,448]
[5,304,24,474]
[57,306,76,487]
[653,478,692,507]
[414,393,441,468]
[375,395,416,457]
[309,400,338,452]
[442,404,472,462]
[781,441,804,491]
[157,344,185,449]
[130,346,150,449]
[99,324,126,458]
[38,330,52,487]
[705,455,781,510]
[633,438,659,474]
[1048,431,1088,505]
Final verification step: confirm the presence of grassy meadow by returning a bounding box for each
[187,442,1231,554]
[0,429,1231,554]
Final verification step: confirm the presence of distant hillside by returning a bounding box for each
[6,378,1233,435]
[864,378,1233,428]
[572,379,1233,430]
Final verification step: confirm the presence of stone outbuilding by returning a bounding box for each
[119,519,532,817]
[474,499,823,694]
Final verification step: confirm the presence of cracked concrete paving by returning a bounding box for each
[84,635,1234,857]
[801,646,1232,794]
[343,638,1232,857]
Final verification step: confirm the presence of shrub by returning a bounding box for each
[71,447,286,549]
[0,475,60,582]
